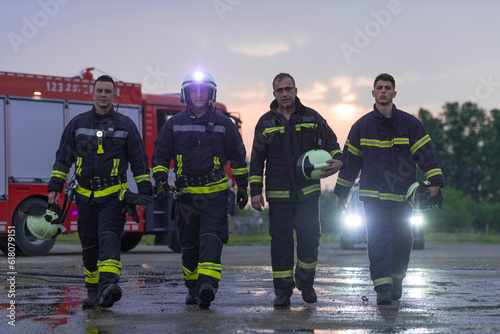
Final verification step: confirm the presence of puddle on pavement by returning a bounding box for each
[2,264,500,333]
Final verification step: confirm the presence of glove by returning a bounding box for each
[122,204,140,224]
[123,190,154,206]
[156,180,170,200]
[431,189,444,212]
[236,187,248,209]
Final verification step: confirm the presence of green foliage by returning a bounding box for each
[426,232,500,243]
[419,102,500,203]
[426,187,473,232]
[226,233,271,246]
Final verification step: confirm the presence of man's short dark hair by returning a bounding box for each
[94,75,116,92]
[273,73,295,89]
[374,73,395,89]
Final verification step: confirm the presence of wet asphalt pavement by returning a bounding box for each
[1,241,500,333]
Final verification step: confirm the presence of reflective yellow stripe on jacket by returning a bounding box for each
[359,189,406,202]
[249,175,263,184]
[266,190,290,199]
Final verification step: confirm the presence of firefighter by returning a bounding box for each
[48,75,153,309]
[249,73,344,307]
[152,70,248,308]
[334,73,444,305]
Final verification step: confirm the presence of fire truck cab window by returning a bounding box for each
[9,99,64,183]
[156,109,180,134]
[0,98,6,197]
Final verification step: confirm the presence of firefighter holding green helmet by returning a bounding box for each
[249,73,344,307]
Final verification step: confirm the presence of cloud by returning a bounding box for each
[299,82,329,103]
[354,77,373,87]
[230,88,267,101]
[229,40,290,57]
[331,75,353,95]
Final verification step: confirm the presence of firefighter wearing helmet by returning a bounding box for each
[47,75,153,310]
[152,70,249,308]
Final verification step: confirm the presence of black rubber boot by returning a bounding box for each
[99,284,122,308]
[82,284,99,310]
[377,290,392,305]
[186,288,199,305]
[301,287,317,303]
[392,279,403,300]
[198,283,215,309]
[273,294,291,307]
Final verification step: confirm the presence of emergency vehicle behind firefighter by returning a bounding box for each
[152,71,248,309]
[334,73,444,305]
[48,75,153,309]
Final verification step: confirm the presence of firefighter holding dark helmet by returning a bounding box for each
[47,75,153,310]
[152,70,249,308]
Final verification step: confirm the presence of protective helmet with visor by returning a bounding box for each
[180,70,217,104]
[406,180,444,211]
[296,149,332,181]
[23,204,66,240]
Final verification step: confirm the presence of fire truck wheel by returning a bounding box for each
[13,197,56,256]
[121,232,143,252]
[0,237,8,254]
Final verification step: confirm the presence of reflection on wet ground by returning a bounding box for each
[2,263,500,333]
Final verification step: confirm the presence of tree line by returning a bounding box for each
[418,102,500,233]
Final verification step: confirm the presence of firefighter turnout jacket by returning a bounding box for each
[334,104,444,201]
[250,97,343,202]
[48,107,152,199]
[151,106,248,194]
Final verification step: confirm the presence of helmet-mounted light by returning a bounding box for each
[193,71,205,82]
[180,70,217,104]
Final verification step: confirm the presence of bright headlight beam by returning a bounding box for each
[410,214,424,226]
[344,214,363,227]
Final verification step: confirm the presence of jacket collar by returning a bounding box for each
[186,104,214,119]
[270,97,305,115]
[373,104,399,120]
[93,106,116,119]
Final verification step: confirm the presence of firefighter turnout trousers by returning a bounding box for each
[268,196,321,296]
[76,194,126,295]
[363,199,413,292]
[176,190,229,295]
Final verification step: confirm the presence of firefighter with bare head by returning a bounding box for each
[48,75,153,309]
[152,70,249,308]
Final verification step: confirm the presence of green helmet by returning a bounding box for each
[407,181,444,211]
[25,205,65,240]
[296,149,332,181]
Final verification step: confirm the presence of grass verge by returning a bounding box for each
[57,231,500,247]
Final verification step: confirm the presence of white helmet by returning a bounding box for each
[25,204,65,240]
[180,70,217,104]
[296,149,332,180]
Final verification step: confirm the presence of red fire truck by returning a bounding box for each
[0,68,241,256]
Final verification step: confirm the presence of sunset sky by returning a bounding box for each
[2,0,499,189]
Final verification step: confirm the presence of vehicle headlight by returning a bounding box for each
[344,214,363,228]
[410,214,424,226]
